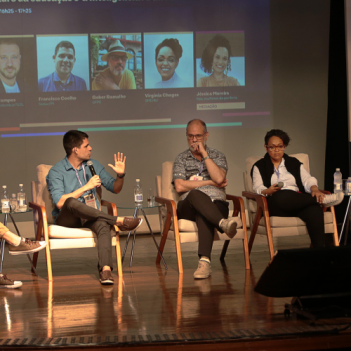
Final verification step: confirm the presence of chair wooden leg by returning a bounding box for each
[173,221,183,274]
[330,206,339,246]
[220,240,230,261]
[45,243,53,281]
[248,208,262,254]
[32,219,43,272]
[262,210,275,260]
[243,237,251,270]
[156,214,171,264]
[114,226,123,277]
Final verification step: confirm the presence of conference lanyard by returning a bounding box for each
[74,164,87,188]
[198,159,205,175]
[273,166,280,181]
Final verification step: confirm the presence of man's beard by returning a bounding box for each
[111,64,125,76]
[0,66,19,80]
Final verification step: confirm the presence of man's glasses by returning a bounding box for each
[57,54,74,60]
[110,55,128,62]
[187,133,206,140]
[266,144,286,151]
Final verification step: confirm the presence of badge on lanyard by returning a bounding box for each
[190,158,205,181]
[75,164,99,210]
[84,193,98,209]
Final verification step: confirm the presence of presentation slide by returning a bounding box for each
[0,0,270,137]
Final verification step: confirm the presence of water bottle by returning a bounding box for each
[347,177,351,195]
[1,186,10,213]
[134,179,143,205]
[334,168,342,193]
[17,184,27,212]
[10,193,17,212]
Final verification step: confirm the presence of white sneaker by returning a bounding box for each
[322,192,344,208]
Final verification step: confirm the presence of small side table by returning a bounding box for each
[0,209,38,275]
[117,202,167,270]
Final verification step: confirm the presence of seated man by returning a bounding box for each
[92,40,136,90]
[46,130,142,285]
[173,119,241,279]
[0,223,47,289]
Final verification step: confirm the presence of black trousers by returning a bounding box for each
[267,190,325,248]
[177,190,229,259]
[55,198,118,271]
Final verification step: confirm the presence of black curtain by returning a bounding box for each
[325,0,349,241]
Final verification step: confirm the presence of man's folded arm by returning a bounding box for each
[173,179,217,193]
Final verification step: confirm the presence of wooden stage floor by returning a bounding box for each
[1,234,351,350]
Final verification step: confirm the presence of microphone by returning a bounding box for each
[87,160,96,176]
[277,181,284,188]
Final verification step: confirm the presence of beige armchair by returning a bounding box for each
[155,161,250,274]
[29,164,123,281]
[242,154,339,260]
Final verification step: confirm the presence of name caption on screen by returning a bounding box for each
[145,93,179,102]
[92,94,126,103]
[38,96,76,105]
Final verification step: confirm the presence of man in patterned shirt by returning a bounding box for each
[172,119,241,279]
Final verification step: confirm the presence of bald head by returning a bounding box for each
[186,119,207,134]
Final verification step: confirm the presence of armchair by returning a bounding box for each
[29,164,123,281]
[155,161,250,274]
[242,154,339,260]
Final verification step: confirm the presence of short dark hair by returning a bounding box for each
[155,38,183,61]
[186,119,207,134]
[264,129,291,146]
[55,41,75,56]
[63,130,89,156]
[0,39,20,52]
[200,34,232,74]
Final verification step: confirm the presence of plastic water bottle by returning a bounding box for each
[10,193,17,212]
[17,184,27,212]
[134,179,143,205]
[1,186,10,213]
[334,168,342,193]
[347,177,351,195]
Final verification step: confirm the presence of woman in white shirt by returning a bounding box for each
[251,129,343,248]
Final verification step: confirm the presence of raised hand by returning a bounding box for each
[108,152,126,176]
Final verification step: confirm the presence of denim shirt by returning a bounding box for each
[46,157,115,220]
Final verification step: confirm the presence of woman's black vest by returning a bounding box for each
[250,153,306,193]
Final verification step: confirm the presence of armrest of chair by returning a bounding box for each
[101,200,117,216]
[242,191,269,213]
[155,196,177,217]
[226,194,247,229]
[29,201,50,242]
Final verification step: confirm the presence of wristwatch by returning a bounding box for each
[117,173,125,178]
[203,156,210,161]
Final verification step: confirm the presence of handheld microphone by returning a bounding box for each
[277,181,284,188]
[87,160,96,176]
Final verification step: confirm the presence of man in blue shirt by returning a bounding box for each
[38,41,87,92]
[46,130,142,284]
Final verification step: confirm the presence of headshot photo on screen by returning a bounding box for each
[144,32,194,89]
[37,35,89,92]
[91,34,141,90]
[0,36,37,94]
[196,32,245,88]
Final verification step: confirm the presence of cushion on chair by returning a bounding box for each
[36,164,56,225]
[258,211,334,227]
[49,224,116,239]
